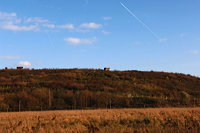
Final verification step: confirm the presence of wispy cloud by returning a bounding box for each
[80,22,102,29]
[0,11,40,31]
[25,17,49,23]
[43,24,74,30]
[102,17,112,20]
[0,12,18,21]
[0,56,21,59]
[17,61,31,67]
[43,24,56,29]
[101,30,110,35]
[159,38,168,43]
[0,11,102,33]
[58,24,74,29]
[0,11,74,32]
[1,22,39,31]
[189,50,199,55]
[64,37,97,45]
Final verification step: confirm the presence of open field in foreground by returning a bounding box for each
[0,108,199,133]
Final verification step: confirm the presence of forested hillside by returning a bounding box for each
[0,69,199,111]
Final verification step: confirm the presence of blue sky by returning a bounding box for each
[0,0,200,76]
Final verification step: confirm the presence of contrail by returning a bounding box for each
[120,3,160,39]
[45,32,55,48]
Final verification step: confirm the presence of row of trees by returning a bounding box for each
[0,88,198,112]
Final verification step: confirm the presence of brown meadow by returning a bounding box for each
[0,108,199,133]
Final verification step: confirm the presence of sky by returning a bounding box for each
[0,0,200,76]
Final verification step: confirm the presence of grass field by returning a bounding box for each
[0,108,199,133]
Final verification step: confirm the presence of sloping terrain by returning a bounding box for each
[0,69,199,111]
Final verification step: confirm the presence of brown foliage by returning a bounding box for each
[0,69,199,111]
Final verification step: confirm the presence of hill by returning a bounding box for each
[0,69,199,111]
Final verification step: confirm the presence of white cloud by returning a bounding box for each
[1,22,38,31]
[65,38,80,44]
[80,22,102,29]
[74,28,90,33]
[64,37,97,45]
[43,24,56,29]
[0,12,20,24]
[58,24,74,29]
[25,17,49,23]
[102,17,112,20]
[0,11,104,33]
[43,24,74,29]
[0,56,20,59]
[189,50,199,55]
[0,11,39,31]
[0,12,17,20]
[17,61,31,67]
[101,30,110,35]
[1,11,100,33]
[159,38,168,43]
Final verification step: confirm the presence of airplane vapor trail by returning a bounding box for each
[120,3,160,39]
[45,32,55,48]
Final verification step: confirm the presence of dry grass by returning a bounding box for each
[0,108,199,133]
